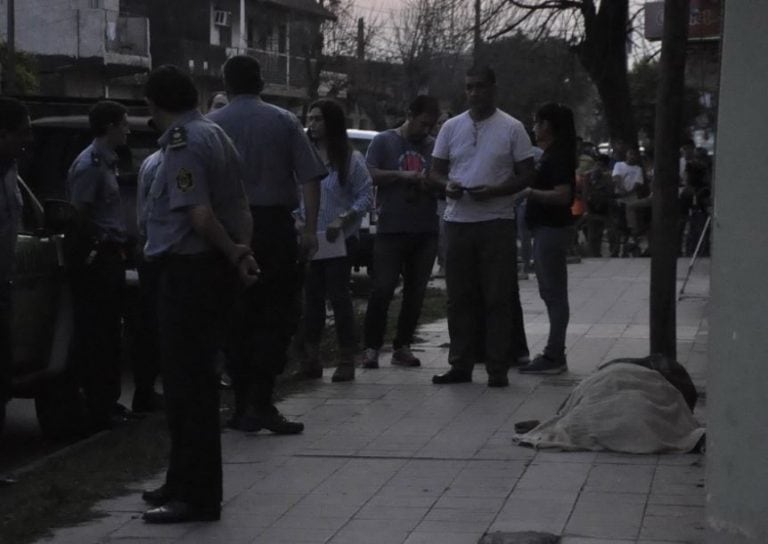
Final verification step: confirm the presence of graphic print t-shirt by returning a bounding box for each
[365,129,438,234]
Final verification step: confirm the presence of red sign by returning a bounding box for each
[644,0,722,41]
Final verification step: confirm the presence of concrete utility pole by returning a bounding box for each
[356,17,365,60]
[649,0,690,360]
[473,0,481,62]
[5,0,16,94]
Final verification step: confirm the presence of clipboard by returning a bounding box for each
[312,231,347,260]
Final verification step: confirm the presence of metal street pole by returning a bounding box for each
[5,0,16,94]
[650,0,690,360]
[473,0,481,63]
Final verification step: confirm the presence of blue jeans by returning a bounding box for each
[532,226,570,359]
[304,238,358,352]
[364,233,438,349]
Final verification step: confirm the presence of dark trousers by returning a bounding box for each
[364,233,437,350]
[304,239,357,352]
[585,212,621,257]
[445,220,526,376]
[158,254,232,508]
[516,200,532,267]
[71,251,124,426]
[0,282,11,403]
[532,226,570,359]
[133,259,161,396]
[224,207,301,414]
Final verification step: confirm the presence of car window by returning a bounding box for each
[16,178,44,235]
[349,137,373,155]
[19,128,91,201]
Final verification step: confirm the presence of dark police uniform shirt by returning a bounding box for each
[67,140,128,242]
[0,161,22,283]
[525,144,576,229]
[207,95,326,209]
[144,110,249,259]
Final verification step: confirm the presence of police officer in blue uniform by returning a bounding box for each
[0,97,33,423]
[67,100,132,430]
[208,55,325,434]
[139,65,258,524]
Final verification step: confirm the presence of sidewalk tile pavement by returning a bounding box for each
[39,258,710,544]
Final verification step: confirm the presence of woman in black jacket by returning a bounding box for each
[518,103,577,375]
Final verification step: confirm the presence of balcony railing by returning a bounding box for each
[226,46,312,91]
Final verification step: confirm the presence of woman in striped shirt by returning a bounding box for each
[300,99,373,382]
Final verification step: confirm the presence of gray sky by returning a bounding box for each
[353,0,659,61]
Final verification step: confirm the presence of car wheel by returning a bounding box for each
[35,376,88,440]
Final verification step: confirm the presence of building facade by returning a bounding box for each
[123,0,334,108]
[0,0,151,98]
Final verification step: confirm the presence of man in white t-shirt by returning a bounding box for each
[612,147,644,198]
[429,65,535,388]
[611,147,647,255]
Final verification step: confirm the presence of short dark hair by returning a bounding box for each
[465,65,496,86]
[408,95,439,118]
[0,97,30,132]
[88,100,128,137]
[222,55,264,95]
[144,65,199,113]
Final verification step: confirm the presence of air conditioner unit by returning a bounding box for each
[214,9,232,27]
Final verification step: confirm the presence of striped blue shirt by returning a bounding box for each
[301,150,373,238]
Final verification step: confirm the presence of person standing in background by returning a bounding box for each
[299,99,373,382]
[518,103,577,375]
[139,65,258,523]
[430,66,534,388]
[361,95,440,371]
[208,55,326,434]
[67,100,132,430]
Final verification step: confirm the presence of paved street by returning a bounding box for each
[39,258,710,544]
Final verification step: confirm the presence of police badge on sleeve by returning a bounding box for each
[176,168,194,192]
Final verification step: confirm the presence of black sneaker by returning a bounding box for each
[518,354,567,375]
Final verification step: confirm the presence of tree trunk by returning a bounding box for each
[575,0,638,148]
[650,0,690,360]
[591,66,638,148]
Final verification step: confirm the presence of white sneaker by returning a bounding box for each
[362,348,379,369]
[392,345,421,367]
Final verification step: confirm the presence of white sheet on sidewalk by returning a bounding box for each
[517,362,705,454]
